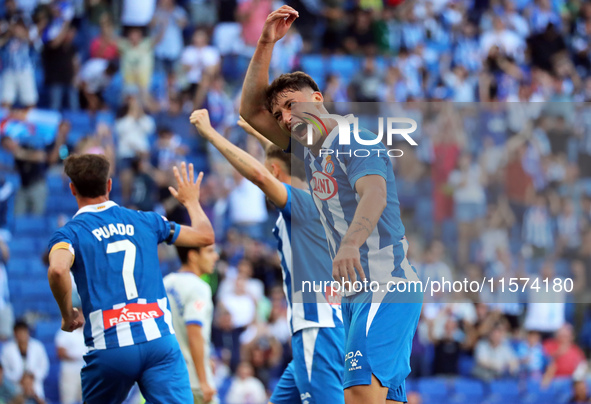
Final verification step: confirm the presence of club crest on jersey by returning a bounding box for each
[103,302,163,329]
[324,156,335,175]
[310,171,338,200]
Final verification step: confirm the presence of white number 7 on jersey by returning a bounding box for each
[107,240,138,300]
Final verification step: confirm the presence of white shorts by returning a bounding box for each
[1,68,38,106]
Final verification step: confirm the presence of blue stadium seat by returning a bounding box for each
[44,362,60,404]
[417,377,449,399]
[489,379,520,399]
[14,215,46,236]
[328,55,361,85]
[451,378,485,402]
[457,355,475,377]
[300,55,326,88]
[36,320,61,343]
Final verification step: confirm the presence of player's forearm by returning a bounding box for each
[48,267,73,319]
[340,191,386,248]
[240,41,274,120]
[187,328,209,386]
[202,126,269,188]
[186,204,214,245]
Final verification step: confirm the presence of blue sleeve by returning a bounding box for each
[341,128,389,189]
[48,227,74,253]
[141,211,181,245]
[278,183,292,220]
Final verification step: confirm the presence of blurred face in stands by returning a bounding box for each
[193,30,208,47]
[556,325,574,344]
[128,29,143,46]
[14,327,29,351]
[490,327,504,346]
[237,362,254,380]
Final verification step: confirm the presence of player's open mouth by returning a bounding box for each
[292,121,307,140]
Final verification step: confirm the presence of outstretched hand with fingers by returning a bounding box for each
[259,6,299,44]
[169,162,204,208]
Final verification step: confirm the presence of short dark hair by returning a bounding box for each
[265,72,320,113]
[64,154,111,198]
[176,246,201,264]
[13,319,29,333]
[265,144,306,180]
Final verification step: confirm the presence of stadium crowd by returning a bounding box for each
[0,0,591,403]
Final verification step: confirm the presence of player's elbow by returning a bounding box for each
[250,168,269,190]
[47,264,69,281]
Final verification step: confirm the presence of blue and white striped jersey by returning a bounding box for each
[301,116,419,289]
[48,201,179,350]
[273,183,343,334]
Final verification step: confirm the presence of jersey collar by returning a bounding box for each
[73,200,118,218]
[321,114,355,150]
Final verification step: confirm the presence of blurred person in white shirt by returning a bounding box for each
[55,315,86,404]
[225,362,267,404]
[0,321,49,399]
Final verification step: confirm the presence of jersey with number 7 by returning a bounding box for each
[48,201,180,350]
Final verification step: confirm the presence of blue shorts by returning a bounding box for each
[270,326,345,404]
[81,334,192,404]
[342,288,422,402]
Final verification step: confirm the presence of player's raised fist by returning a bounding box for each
[62,307,84,332]
[169,162,204,207]
[259,6,299,44]
[190,109,213,135]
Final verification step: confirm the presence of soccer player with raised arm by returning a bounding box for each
[164,245,220,404]
[47,154,214,404]
[239,7,423,404]
[190,109,345,404]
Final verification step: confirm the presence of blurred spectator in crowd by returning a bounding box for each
[429,317,468,375]
[180,29,221,103]
[236,0,273,52]
[0,321,48,399]
[542,324,586,385]
[0,111,67,215]
[472,325,519,381]
[117,27,161,92]
[0,238,13,342]
[89,15,118,61]
[151,0,187,74]
[77,59,118,112]
[0,363,19,404]
[54,314,85,404]
[448,153,487,265]
[212,306,244,373]
[128,157,158,212]
[225,361,267,404]
[42,23,80,111]
[114,94,155,202]
[151,126,187,172]
[349,57,383,102]
[220,274,258,329]
[557,198,581,259]
[522,192,554,260]
[0,17,37,108]
[74,123,116,171]
[227,173,268,240]
[12,371,45,404]
[516,330,545,378]
[240,323,283,387]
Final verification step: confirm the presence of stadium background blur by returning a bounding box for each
[1,0,591,403]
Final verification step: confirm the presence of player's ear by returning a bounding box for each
[107,178,112,194]
[312,91,324,103]
[69,182,77,197]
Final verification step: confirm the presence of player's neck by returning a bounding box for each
[76,195,110,209]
